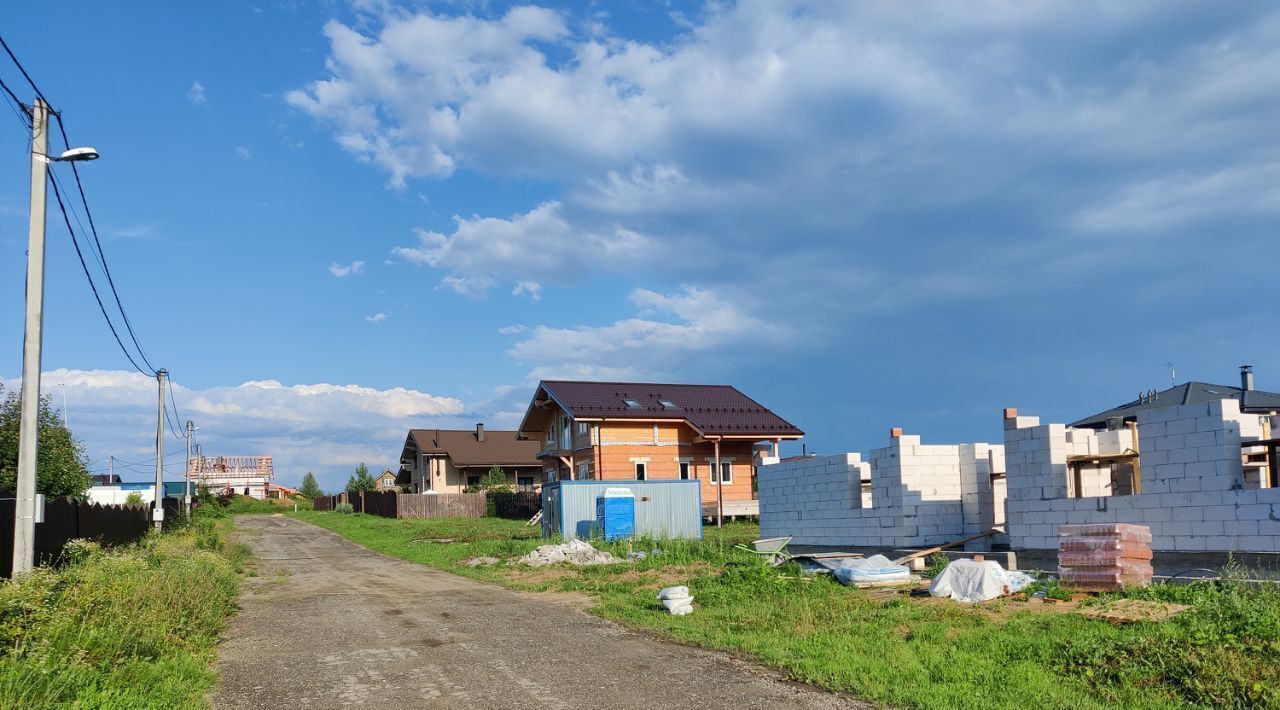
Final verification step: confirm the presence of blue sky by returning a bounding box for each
[1,1,1277,491]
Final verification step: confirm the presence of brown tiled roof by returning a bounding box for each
[521,380,804,438]
[406,428,541,467]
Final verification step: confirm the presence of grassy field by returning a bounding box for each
[294,511,1280,709]
[0,514,249,709]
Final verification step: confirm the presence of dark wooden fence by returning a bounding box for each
[311,492,485,520]
[0,492,178,577]
[489,491,541,519]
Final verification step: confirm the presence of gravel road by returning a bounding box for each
[213,515,872,709]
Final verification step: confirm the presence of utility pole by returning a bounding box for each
[184,420,194,516]
[109,455,113,481]
[153,369,168,531]
[11,98,50,577]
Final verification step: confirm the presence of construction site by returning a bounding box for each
[759,367,1280,574]
[186,455,276,499]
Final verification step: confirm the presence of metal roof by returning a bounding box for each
[519,380,804,438]
[401,428,542,468]
[1071,381,1280,428]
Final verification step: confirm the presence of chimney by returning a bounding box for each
[1241,365,1254,392]
[476,422,485,442]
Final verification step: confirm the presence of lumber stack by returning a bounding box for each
[1057,523,1153,592]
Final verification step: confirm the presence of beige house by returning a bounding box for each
[397,424,544,494]
[375,470,398,491]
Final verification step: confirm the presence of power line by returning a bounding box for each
[50,113,158,374]
[0,74,29,130]
[47,171,152,375]
[0,34,51,109]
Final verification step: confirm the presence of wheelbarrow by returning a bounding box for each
[734,536,793,566]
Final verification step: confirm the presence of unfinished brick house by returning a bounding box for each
[517,380,804,516]
[758,431,1006,548]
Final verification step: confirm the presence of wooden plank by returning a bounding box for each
[889,528,1003,566]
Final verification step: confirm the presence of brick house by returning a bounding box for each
[397,424,544,494]
[517,380,804,514]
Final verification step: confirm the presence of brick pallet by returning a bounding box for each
[1058,523,1153,592]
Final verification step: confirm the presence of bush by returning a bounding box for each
[124,491,144,506]
[334,502,354,514]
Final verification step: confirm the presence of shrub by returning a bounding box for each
[124,491,143,506]
[334,502,354,514]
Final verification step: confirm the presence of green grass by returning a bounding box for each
[294,511,1280,709]
[0,517,245,709]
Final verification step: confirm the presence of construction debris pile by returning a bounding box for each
[1058,523,1153,592]
[832,555,912,586]
[520,539,620,567]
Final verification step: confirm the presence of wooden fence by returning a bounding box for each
[0,492,179,577]
[489,491,541,519]
[311,492,485,520]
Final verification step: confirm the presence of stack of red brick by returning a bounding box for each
[1057,523,1153,592]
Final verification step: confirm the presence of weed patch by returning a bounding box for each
[0,526,241,708]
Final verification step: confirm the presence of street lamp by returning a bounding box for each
[12,98,100,576]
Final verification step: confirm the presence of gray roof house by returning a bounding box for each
[1072,365,1280,429]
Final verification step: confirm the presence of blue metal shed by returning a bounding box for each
[540,480,702,541]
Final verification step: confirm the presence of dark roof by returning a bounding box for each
[1072,381,1280,428]
[519,380,804,438]
[403,428,541,468]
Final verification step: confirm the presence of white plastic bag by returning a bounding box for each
[658,585,694,615]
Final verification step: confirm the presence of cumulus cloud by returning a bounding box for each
[365,312,389,322]
[329,260,365,277]
[498,324,528,335]
[0,369,467,492]
[235,146,252,159]
[187,81,207,107]
[296,2,1280,369]
[510,286,780,381]
[390,201,651,296]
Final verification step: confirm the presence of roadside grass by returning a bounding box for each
[295,511,1280,709]
[0,516,244,709]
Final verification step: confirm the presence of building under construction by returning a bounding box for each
[187,456,274,499]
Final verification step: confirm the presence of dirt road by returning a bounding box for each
[213,516,869,709]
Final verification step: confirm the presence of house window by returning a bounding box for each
[624,399,642,409]
[466,474,481,487]
[659,400,677,410]
[635,462,647,481]
[518,476,535,492]
[679,462,691,480]
[577,462,589,480]
[577,422,589,435]
[711,462,732,484]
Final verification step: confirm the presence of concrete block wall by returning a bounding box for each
[1005,399,1280,552]
[759,434,1007,548]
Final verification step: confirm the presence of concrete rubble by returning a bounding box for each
[520,539,620,567]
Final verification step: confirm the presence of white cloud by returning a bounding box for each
[328,260,365,277]
[365,312,389,322]
[390,201,651,296]
[235,146,252,159]
[187,81,207,107]
[498,324,528,335]
[510,286,779,380]
[297,2,1280,345]
[0,369,467,492]
[511,281,542,301]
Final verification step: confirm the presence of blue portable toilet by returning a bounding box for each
[595,487,635,541]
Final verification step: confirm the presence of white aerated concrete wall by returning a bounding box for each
[1005,399,1280,552]
[758,435,1005,548]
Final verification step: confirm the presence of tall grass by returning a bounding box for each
[0,521,241,708]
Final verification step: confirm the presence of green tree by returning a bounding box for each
[466,464,511,493]
[0,384,91,497]
[345,463,377,492]
[298,471,323,498]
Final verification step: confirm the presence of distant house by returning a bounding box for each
[1073,366,1280,429]
[374,470,398,491]
[517,380,804,513]
[397,424,544,494]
